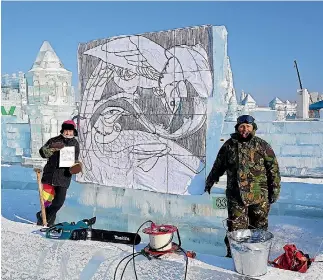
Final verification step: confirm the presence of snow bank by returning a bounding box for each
[0,217,250,280]
[1,217,322,280]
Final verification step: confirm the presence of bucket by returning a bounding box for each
[143,224,177,252]
[227,229,274,277]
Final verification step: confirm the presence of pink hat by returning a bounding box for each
[60,120,78,136]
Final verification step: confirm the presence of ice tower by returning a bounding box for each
[296,88,310,119]
[22,41,77,167]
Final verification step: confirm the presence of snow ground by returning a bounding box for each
[1,187,323,280]
[2,216,323,280]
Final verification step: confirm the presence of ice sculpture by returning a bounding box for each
[21,41,77,168]
[76,25,230,195]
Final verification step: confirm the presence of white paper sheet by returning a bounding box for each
[59,146,75,168]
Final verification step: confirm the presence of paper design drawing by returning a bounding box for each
[59,146,75,167]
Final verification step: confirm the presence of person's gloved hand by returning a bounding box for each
[204,184,212,194]
[69,162,82,174]
[204,181,218,194]
[268,185,280,204]
[49,142,65,152]
[268,194,278,204]
[269,197,275,204]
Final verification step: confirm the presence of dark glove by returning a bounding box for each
[268,195,276,204]
[69,162,82,174]
[204,180,219,194]
[50,142,65,150]
[204,184,212,194]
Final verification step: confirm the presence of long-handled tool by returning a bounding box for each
[34,168,47,226]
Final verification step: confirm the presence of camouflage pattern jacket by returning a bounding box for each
[206,133,281,206]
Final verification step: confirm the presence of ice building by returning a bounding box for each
[228,89,323,122]
[1,72,29,162]
[225,91,298,122]
[1,41,77,165]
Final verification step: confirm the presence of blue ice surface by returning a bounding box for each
[2,165,323,258]
[1,115,31,164]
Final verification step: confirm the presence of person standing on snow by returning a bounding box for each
[204,115,281,258]
[36,120,81,226]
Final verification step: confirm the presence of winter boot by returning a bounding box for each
[225,247,232,258]
[46,213,57,227]
[224,235,232,258]
[36,211,42,226]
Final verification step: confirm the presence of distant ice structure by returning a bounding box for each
[296,88,310,119]
[223,57,236,104]
[1,41,77,166]
[225,95,238,122]
[224,91,298,121]
[226,88,323,122]
[241,91,257,109]
[1,72,30,162]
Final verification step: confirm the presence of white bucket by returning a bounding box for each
[227,229,274,277]
[149,232,173,251]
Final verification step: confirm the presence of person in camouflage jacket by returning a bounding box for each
[205,115,281,257]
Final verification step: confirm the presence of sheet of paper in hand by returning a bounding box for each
[59,146,75,167]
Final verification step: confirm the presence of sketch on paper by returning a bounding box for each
[77,26,213,194]
[59,146,75,167]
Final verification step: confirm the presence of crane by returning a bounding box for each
[294,60,303,90]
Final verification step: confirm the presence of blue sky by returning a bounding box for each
[2,1,322,105]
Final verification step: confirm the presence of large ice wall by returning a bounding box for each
[77,25,230,195]
[1,118,31,163]
[1,73,30,163]
[2,165,323,257]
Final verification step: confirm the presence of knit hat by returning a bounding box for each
[60,120,78,136]
[235,115,258,131]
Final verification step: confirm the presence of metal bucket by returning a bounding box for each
[227,229,274,277]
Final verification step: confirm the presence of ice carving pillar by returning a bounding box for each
[296,88,309,119]
[225,95,238,121]
[206,26,229,175]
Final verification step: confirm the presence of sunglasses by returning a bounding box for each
[237,115,255,124]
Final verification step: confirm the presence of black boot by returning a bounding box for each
[225,247,232,258]
[36,211,52,226]
[47,215,56,227]
[224,235,232,258]
[36,211,42,226]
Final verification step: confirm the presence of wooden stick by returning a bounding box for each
[34,168,47,227]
